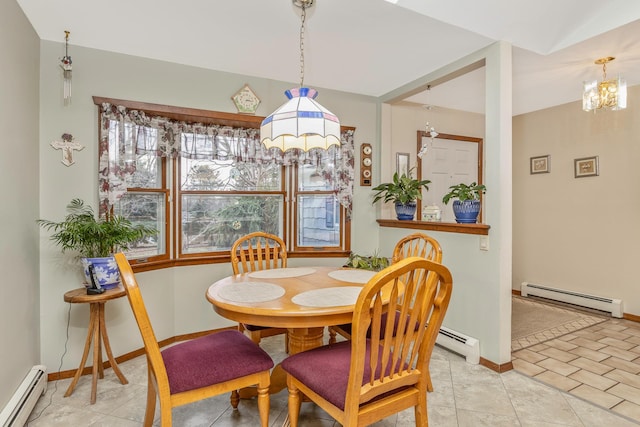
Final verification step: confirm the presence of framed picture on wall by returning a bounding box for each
[530,155,550,174]
[396,152,410,177]
[574,156,599,178]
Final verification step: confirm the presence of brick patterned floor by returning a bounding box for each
[512,315,640,422]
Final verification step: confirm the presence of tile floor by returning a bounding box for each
[27,330,639,426]
[512,313,640,424]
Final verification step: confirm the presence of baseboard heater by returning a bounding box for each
[436,326,480,364]
[0,365,47,427]
[521,282,622,318]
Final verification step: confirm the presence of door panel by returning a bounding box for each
[417,132,483,223]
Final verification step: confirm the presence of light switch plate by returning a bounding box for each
[479,236,489,251]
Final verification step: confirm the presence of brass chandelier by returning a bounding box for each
[582,57,627,112]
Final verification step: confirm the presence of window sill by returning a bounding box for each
[376,219,490,235]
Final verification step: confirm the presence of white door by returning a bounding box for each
[420,137,479,223]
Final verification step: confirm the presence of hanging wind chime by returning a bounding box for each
[60,30,73,106]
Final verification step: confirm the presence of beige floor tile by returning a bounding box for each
[538,347,580,363]
[546,339,578,351]
[565,394,640,427]
[601,356,640,374]
[612,400,640,422]
[573,329,607,341]
[567,336,607,351]
[568,357,616,376]
[608,383,640,406]
[598,328,638,341]
[601,346,640,362]
[628,336,640,345]
[630,345,640,354]
[512,348,548,364]
[527,343,550,352]
[600,323,630,332]
[569,384,624,409]
[537,358,581,376]
[533,370,581,391]
[512,359,546,377]
[599,336,637,350]
[568,369,618,391]
[605,368,640,389]
[569,346,610,362]
[623,327,640,338]
[556,333,579,342]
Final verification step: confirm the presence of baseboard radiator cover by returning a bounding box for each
[521,282,622,318]
[436,326,480,364]
[0,365,47,427]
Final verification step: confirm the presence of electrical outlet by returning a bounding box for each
[479,236,489,251]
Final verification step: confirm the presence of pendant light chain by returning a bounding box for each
[299,2,307,88]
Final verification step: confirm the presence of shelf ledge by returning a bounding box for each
[376,219,490,235]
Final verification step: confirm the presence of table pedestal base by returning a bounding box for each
[64,302,128,404]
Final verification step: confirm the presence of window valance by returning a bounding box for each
[98,103,354,218]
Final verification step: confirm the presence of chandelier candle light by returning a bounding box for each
[418,86,439,159]
[260,0,340,152]
[583,56,627,112]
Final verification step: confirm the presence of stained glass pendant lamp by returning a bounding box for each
[583,57,627,112]
[260,0,340,152]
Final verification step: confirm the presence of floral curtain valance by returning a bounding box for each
[98,103,354,217]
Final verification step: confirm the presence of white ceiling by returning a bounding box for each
[16,0,640,115]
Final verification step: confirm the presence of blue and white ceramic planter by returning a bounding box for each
[395,201,417,220]
[81,256,121,289]
[452,200,481,223]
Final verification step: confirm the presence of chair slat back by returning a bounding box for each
[114,253,170,393]
[346,256,452,409]
[231,232,287,274]
[392,233,442,264]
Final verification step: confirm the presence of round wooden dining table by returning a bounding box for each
[206,266,388,399]
[206,266,379,355]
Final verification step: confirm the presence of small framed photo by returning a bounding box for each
[396,152,410,177]
[530,155,550,174]
[574,156,599,178]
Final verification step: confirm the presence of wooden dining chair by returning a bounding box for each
[114,253,273,427]
[330,232,443,341]
[282,256,453,427]
[230,231,289,351]
[329,233,443,393]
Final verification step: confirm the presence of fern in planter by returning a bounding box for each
[38,198,157,288]
[371,167,430,220]
[442,182,486,223]
[343,251,390,271]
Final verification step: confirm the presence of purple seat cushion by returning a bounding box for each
[282,340,406,410]
[161,330,274,394]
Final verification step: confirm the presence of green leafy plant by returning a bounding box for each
[442,182,487,204]
[38,198,158,258]
[343,251,390,271]
[371,168,431,205]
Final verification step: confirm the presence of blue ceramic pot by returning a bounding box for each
[395,201,417,220]
[81,256,121,289]
[452,200,481,223]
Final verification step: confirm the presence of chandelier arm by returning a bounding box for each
[299,3,306,88]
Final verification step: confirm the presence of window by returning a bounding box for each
[95,97,354,267]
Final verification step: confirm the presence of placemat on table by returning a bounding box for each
[292,286,363,307]
[218,282,285,303]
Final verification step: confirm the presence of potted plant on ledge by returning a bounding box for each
[372,168,431,220]
[38,198,157,289]
[442,182,486,223]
